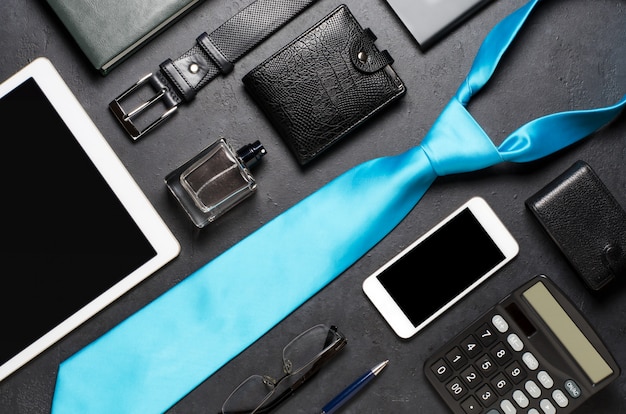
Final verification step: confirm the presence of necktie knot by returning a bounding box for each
[421,97,503,176]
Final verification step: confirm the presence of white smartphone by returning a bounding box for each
[363,197,519,339]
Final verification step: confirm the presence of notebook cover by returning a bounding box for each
[385,0,494,50]
[46,0,206,75]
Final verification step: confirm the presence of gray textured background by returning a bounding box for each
[0,0,624,412]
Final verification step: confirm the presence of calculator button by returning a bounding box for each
[492,314,509,332]
[512,390,529,408]
[539,398,556,414]
[446,346,469,370]
[430,358,452,382]
[485,410,500,414]
[476,383,498,407]
[499,399,516,414]
[445,377,468,400]
[528,409,540,414]
[460,395,482,413]
[537,370,554,389]
[476,323,498,347]
[524,380,542,399]
[460,365,482,389]
[505,361,527,384]
[564,379,581,398]
[521,352,539,370]
[506,333,524,352]
[460,334,483,358]
[490,342,512,366]
[490,372,512,395]
[552,389,569,408]
[477,354,498,378]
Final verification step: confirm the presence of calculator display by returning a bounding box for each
[424,275,620,414]
[522,281,613,385]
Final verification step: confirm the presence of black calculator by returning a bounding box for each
[424,275,620,414]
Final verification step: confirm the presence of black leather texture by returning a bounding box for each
[159,0,319,103]
[242,4,406,165]
[525,160,626,291]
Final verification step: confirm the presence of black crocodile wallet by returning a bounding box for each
[525,160,626,291]
[242,4,406,165]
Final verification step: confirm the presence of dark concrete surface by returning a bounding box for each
[0,0,624,413]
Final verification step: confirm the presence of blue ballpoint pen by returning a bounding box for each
[321,360,389,414]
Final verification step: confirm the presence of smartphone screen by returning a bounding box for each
[363,197,519,338]
[379,208,505,325]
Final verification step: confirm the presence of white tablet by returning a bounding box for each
[0,57,180,382]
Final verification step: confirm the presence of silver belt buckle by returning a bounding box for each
[109,73,178,141]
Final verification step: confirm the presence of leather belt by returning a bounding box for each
[110,0,319,140]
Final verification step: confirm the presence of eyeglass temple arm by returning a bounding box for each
[253,332,348,414]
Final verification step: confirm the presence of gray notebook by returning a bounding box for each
[385,0,495,50]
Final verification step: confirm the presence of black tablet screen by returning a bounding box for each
[0,78,156,366]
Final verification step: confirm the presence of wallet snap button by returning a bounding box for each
[358,51,368,63]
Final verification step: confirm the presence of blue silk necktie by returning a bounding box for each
[52,0,626,412]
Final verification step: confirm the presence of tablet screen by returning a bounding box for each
[0,58,180,381]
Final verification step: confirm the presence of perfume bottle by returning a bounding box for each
[165,138,266,228]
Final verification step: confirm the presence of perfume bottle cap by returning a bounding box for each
[236,140,266,168]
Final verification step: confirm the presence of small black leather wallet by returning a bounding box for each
[525,160,626,291]
[242,4,406,165]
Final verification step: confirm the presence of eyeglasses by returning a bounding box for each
[221,324,347,414]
